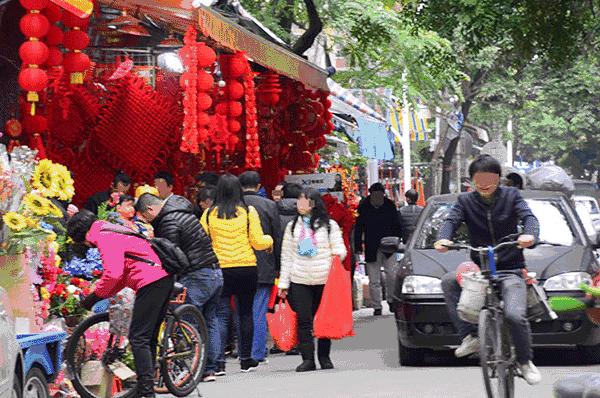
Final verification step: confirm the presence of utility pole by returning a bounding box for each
[401,70,411,196]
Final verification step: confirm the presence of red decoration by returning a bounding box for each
[63,29,89,50]
[20,13,50,38]
[30,133,47,159]
[44,3,62,23]
[18,67,48,92]
[243,63,260,169]
[196,42,216,68]
[22,114,48,134]
[224,80,244,100]
[197,93,213,111]
[61,12,90,84]
[46,47,62,66]
[180,26,199,153]
[46,25,63,45]
[5,119,23,138]
[62,12,88,29]
[19,40,48,65]
[228,119,241,133]
[197,112,210,126]
[197,70,214,91]
[20,0,48,10]
[256,71,282,106]
[63,51,90,73]
[220,53,248,78]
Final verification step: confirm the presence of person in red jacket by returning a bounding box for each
[67,210,173,398]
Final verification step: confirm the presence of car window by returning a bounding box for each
[577,199,600,215]
[415,203,469,249]
[414,199,576,248]
[526,199,575,246]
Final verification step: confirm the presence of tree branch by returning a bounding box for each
[291,0,323,55]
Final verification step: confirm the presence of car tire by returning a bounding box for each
[578,344,600,364]
[398,340,425,366]
[23,368,49,398]
[12,374,22,398]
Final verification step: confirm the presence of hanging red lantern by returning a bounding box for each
[46,25,63,45]
[197,71,214,91]
[196,43,216,67]
[228,119,241,133]
[18,67,48,93]
[197,93,213,111]
[44,3,62,23]
[19,40,48,65]
[197,112,210,126]
[63,50,90,84]
[62,12,88,29]
[63,29,89,50]
[20,0,48,10]
[225,80,244,100]
[46,47,63,66]
[220,53,247,78]
[22,114,48,134]
[228,101,243,117]
[20,13,50,38]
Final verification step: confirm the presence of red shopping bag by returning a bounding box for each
[266,298,298,352]
[314,255,355,339]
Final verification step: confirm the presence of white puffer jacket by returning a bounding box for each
[278,217,347,289]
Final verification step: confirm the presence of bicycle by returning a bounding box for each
[65,283,208,398]
[444,237,556,398]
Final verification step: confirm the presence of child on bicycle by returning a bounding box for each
[67,210,174,398]
[434,155,542,385]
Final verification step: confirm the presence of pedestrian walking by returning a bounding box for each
[200,174,274,374]
[398,189,424,244]
[277,182,303,231]
[135,193,223,382]
[239,171,282,363]
[278,188,347,372]
[354,183,402,315]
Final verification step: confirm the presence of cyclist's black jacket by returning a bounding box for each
[152,195,219,271]
[437,186,540,270]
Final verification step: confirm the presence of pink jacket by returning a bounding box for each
[86,221,169,298]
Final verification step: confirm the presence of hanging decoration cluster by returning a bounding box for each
[216,53,247,155]
[62,12,91,84]
[44,3,63,70]
[196,42,216,147]
[243,68,260,169]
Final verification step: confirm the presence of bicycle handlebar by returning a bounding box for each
[442,240,520,252]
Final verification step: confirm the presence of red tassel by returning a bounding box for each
[31,133,46,159]
[8,139,20,152]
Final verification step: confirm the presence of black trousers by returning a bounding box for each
[128,276,174,395]
[288,282,331,360]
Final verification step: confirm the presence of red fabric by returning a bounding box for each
[323,194,355,271]
[266,298,298,352]
[87,221,169,298]
[313,255,355,339]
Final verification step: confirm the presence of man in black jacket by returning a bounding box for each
[398,189,423,244]
[135,193,223,381]
[354,183,403,316]
[239,171,281,362]
[277,183,302,232]
[84,172,131,215]
[435,155,541,385]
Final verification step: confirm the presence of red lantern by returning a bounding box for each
[197,93,213,111]
[63,29,89,50]
[63,51,90,83]
[5,119,22,138]
[20,13,50,38]
[46,25,63,45]
[197,112,210,126]
[62,12,88,29]
[225,80,244,100]
[22,114,48,134]
[46,47,63,66]
[228,134,239,148]
[44,3,62,23]
[197,71,214,91]
[228,101,242,117]
[197,43,216,67]
[19,40,48,65]
[220,54,247,78]
[18,67,48,92]
[19,0,48,10]
[228,119,241,133]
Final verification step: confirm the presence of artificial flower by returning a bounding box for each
[23,193,52,216]
[53,164,75,201]
[40,287,50,301]
[3,212,27,231]
[32,159,59,198]
[25,217,39,228]
[47,201,64,218]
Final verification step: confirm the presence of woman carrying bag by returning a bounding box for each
[201,174,274,373]
[278,188,347,372]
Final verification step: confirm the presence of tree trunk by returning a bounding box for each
[291,0,323,55]
[440,100,473,193]
[276,0,295,36]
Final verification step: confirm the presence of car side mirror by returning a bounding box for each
[397,243,406,253]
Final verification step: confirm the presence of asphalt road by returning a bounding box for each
[186,307,600,398]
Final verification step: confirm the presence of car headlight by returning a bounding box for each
[402,275,443,294]
[543,272,592,291]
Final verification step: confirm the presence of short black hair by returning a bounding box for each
[67,209,97,243]
[405,189,419,204]
[118,194,135,205]
[468,155,502,179]
[113,172,131,186]
[239,171,261,189]
[283,183,302,199]
[154,171,174,186]
[195,172,219,187]
[135,193,163,213]
[369,182,385,193]
[197,186,216,203]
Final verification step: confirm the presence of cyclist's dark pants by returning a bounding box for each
[441,270,533,364]
[129,275,174,397]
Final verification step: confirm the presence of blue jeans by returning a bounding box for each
[179,267,223,373]
[252,285,272,361]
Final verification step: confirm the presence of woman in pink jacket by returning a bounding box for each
[67,210,173,398]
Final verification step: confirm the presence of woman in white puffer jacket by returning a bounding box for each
[278,188,347,372]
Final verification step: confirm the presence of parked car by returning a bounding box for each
[390,190,600,366]
[573,179,600,203]
[0,287,66,398]
[574,198,599,245]
[574,195,600,236]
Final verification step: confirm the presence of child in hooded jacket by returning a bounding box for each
[68,210,173,398]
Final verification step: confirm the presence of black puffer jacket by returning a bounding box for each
[152,195,219,271]
[277,199,297,234]
[398,204,423,243]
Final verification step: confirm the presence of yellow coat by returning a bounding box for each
[200,206,273,269]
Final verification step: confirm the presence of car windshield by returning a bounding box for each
[415,198,576,249]
[576,198,600,215]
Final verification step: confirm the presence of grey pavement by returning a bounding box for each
[181,307,600,398]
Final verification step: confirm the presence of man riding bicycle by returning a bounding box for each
[434,155,542,385]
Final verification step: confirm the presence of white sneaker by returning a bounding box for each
[519,361,542,385]
[455,335,480,358]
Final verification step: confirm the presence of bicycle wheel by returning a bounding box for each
[160,304,207,397]
[65,312,137,398]
[479,309,514,398]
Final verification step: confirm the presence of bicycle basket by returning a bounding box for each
[457,272,487,324]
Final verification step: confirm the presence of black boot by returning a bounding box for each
[136,379,155,398]
[296,343,316,372]
[317,339,333,369]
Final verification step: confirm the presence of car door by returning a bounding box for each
[0,288,15,398]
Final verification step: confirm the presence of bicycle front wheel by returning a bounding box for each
[65,312,138,398]
[160,304,207,397]
[479,309,514,398]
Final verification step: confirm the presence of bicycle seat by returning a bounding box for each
[171,282,185,297]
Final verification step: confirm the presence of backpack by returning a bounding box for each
[103,227,191,276]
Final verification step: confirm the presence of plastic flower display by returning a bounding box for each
[31,159,75,201]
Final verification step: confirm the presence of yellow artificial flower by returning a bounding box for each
[25,217,39,228]
[32,159,59,198]
[54,164,75,201]
[55,255,62,267]
[46,232,57,242]
[3,212,27,231]
[40,287,50,301]
[47,201,64,218]
[23,193,52,216]
[49,241,60,253]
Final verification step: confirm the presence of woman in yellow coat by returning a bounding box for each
[201,173,273,374]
